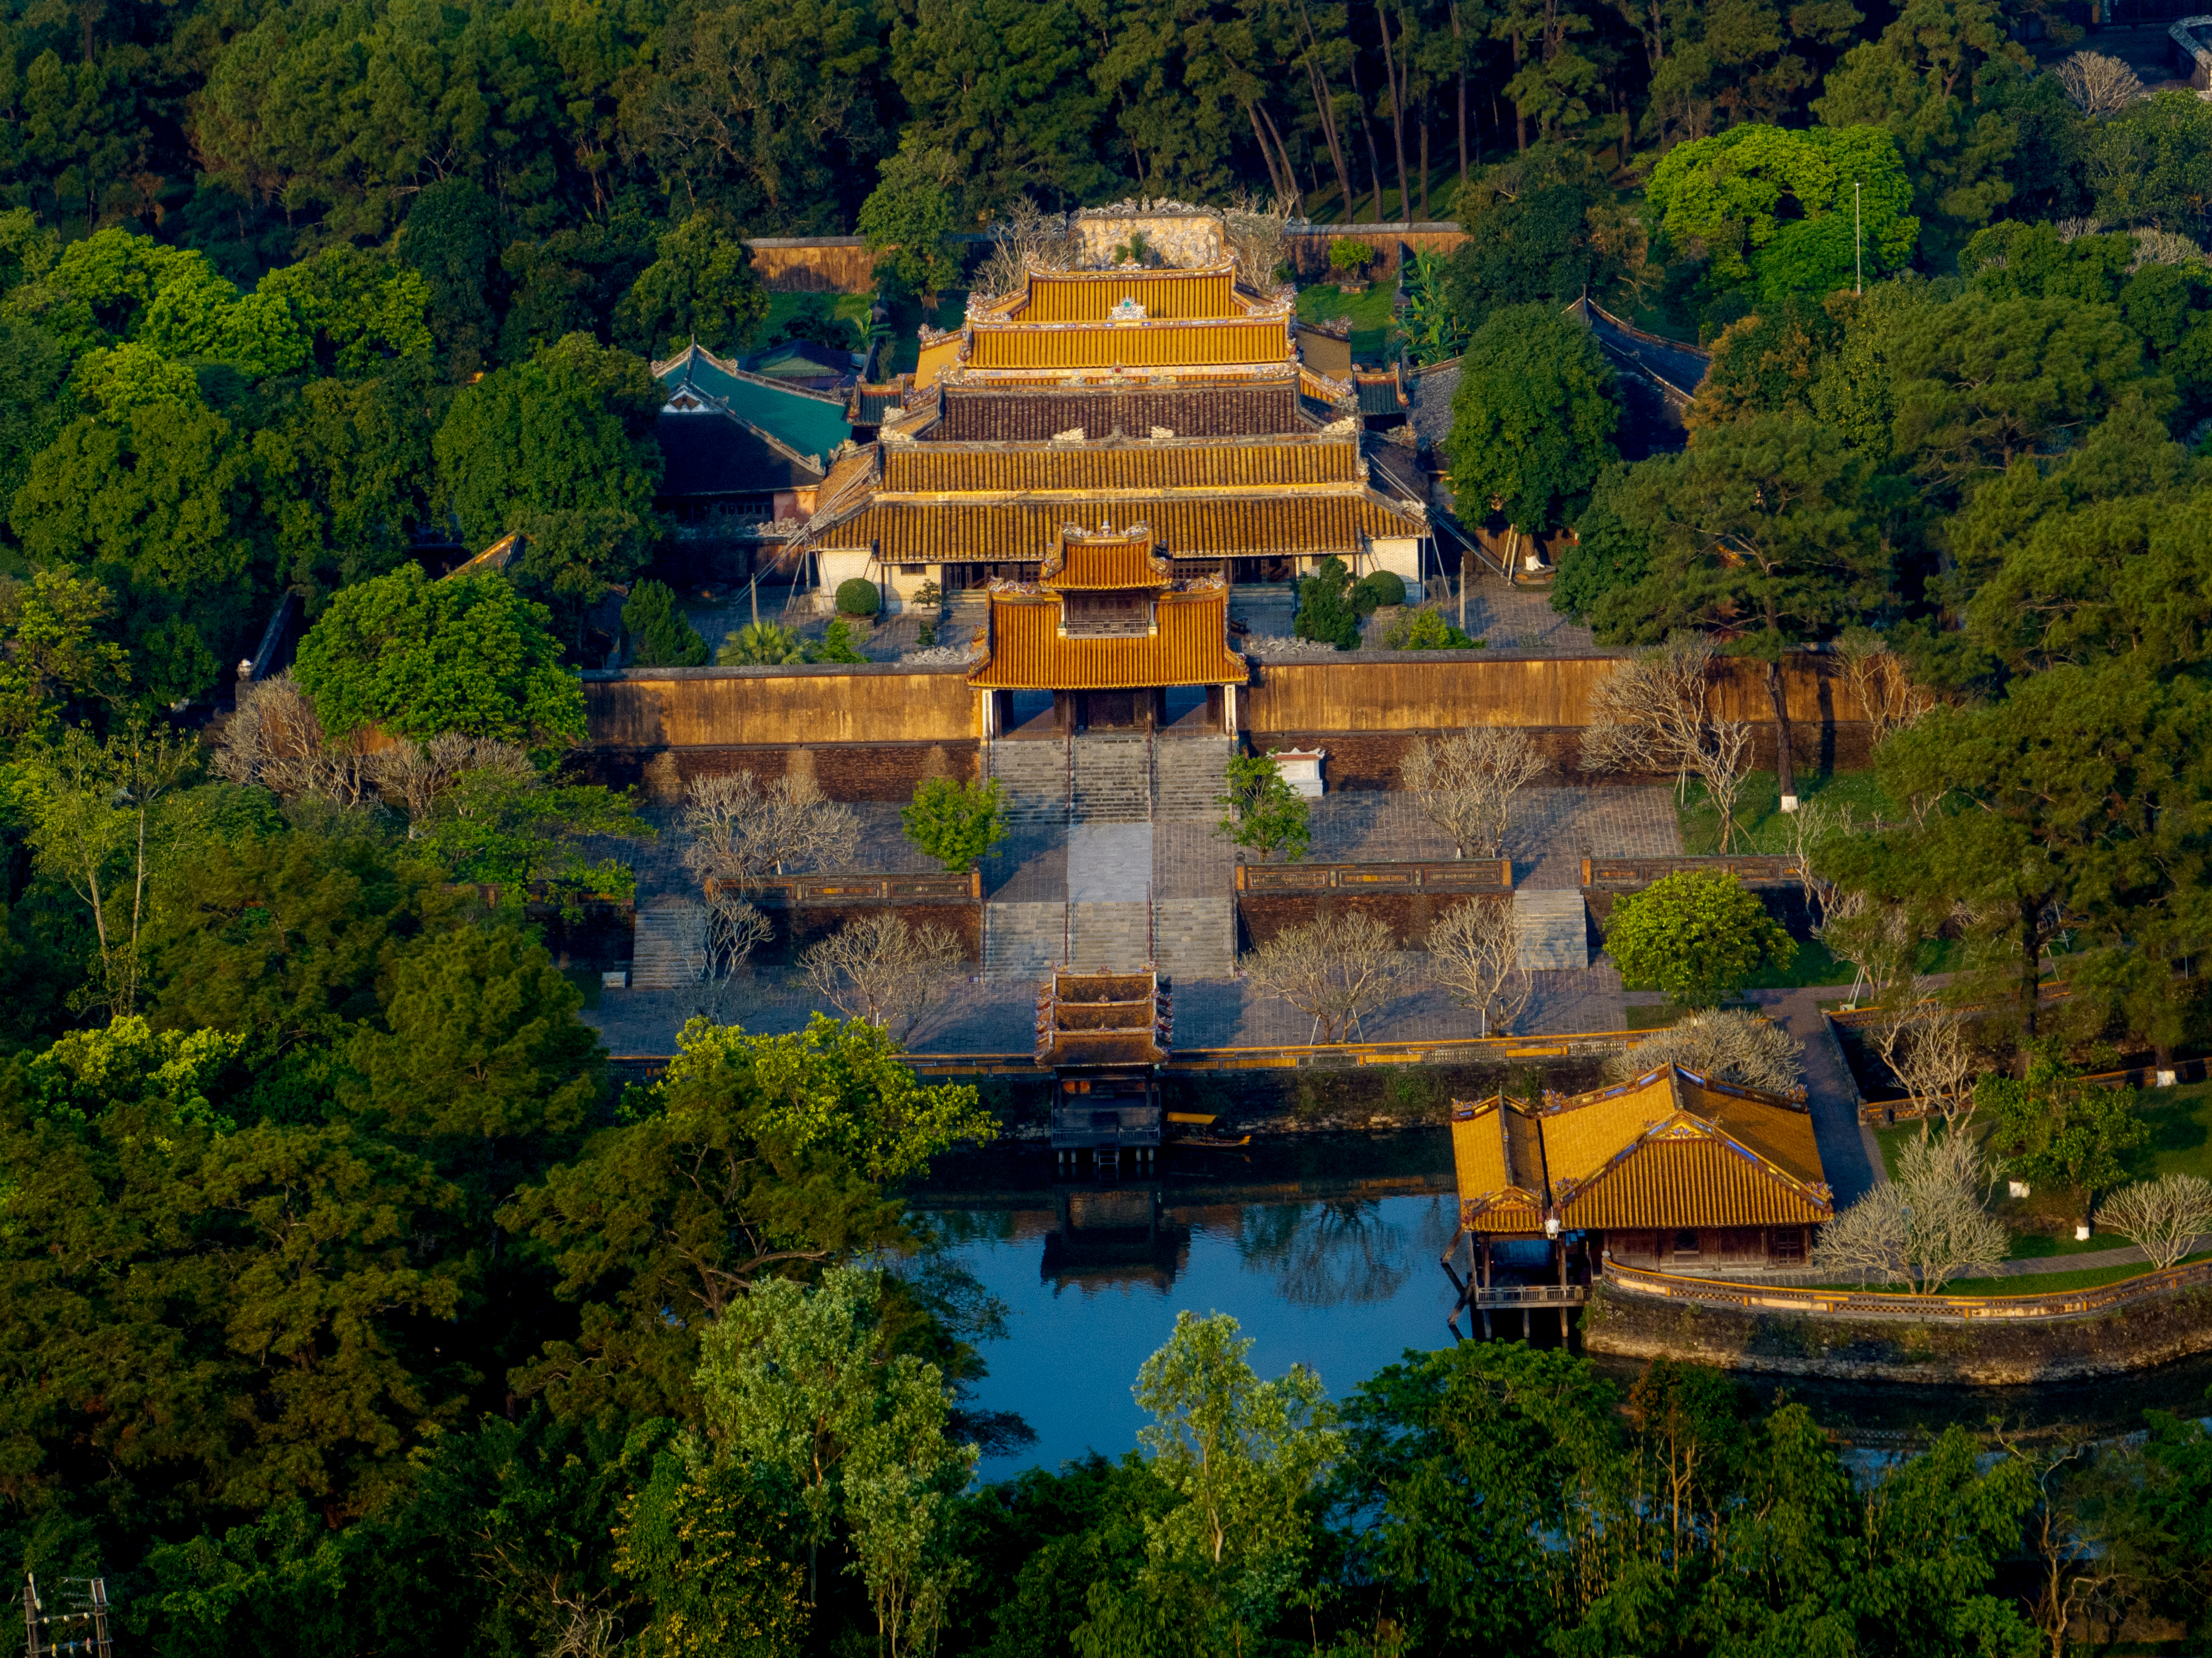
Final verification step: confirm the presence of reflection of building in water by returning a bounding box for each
[1041,1183,1192,1293]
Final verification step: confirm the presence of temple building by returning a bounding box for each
[799,230,1433,609]
[1037,969,1172,1174]
[1447,1065,1833,1302]
[797,219,1433,733]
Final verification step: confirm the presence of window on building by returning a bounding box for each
[1672,1229,1701,1257]
[1062,591,1153,637]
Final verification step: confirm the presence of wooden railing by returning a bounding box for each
[1581,855,1798,889]
[706,870,981,904]
[1471,1282,1588,1308]
[1237,859,1514,893]
[1602,1256,2212,1321]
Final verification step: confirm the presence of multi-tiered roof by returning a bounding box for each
[1449,1065,1834,1235]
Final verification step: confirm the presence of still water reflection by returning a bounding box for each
[920,1186,1461,1479]
[915,1134,2212,1480]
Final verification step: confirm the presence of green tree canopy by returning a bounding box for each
[292,565,585,748]
[432,333,663,554]
[613,211,769,360]
[1646,122,1919,302]
[1606,869,1796,1006]
[1444,303,1619,537]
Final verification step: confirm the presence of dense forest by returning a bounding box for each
[6,0,2212,1649]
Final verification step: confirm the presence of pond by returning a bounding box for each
[913,1133,1505,1478]
[914,1131,2212,1477]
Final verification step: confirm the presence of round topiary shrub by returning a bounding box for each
[834,578,882,617]
[1352,570,1406,614]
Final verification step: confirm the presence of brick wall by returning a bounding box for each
[1238,889,1509,947]
[765,901,983,963]
[1248,721,1875,791]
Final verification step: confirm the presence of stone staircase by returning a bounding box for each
[984,900,1066,980]
[989,737,1069,824]
[1514,889,1590,971]
[1067,902,1154,970]
[1229,583,1296,639]
[631,903,705,989]
[1152,897,1237,979]
[1154,737,1233,823]
[1071,734,1151,823]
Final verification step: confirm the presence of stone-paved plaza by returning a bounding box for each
[583,784,1685,1055]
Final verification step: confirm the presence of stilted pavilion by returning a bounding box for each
[1037,969,1171,1175]
[1441,1063,1834,1338]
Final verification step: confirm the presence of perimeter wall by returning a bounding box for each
[581,653,1877,798]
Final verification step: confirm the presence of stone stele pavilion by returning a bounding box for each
[798,213,1434,733]
[1444,1064,1835,1338]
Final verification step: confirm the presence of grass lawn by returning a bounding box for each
[1676,769,1900,856]
[760,290,877,350]
[1871,1082,2212,1261]
[1813,1250,2212,1297]
[1296,283,1400,362]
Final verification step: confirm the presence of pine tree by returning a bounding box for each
[623,579,708,667]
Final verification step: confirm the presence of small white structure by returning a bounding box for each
[1270,748,1327,798]
[602,969,630,990]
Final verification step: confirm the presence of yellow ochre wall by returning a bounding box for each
[1239,654,1870,732]
[586,670,979,748]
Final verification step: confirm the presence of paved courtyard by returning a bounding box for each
[585,783,1683,1055]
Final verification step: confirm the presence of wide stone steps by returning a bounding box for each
[1067,902,1154,971]
[1154,737,1233,824]
[984,900,1066,980]
[631,903,705,989]
[1152,897,1236,980]
[989,739,1069,824]
[1514,888,1589,972]
[1071,734,1151,824]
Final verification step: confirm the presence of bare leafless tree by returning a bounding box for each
[1401,727,1548,859]
[1223,195,1297,293]
[1242,911,1406,1043]
[2095,1174,2212,1270]
[365,731,535,826]
[1873,994,1979,1128]
[1604,1007,1804,1095]
[974,198,1078,298]
[1833,629,1935,746]
[214,673,377,808]
[800,912,964,1042]
[1813,1131,2008,1291]
[1425,899,1530,1035]
[681,772,859,892]
[2056,50,2144,116]
[2134,228,2208,270]
[1580,636,1756,851]
[1819,891,1918,1006]
[686,890,776,1023]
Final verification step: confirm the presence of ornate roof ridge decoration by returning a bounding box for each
[942,361,1303,390]
[1038,520,1175,591]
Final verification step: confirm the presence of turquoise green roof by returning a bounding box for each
[657,347,852,464]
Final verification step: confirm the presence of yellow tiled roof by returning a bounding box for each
[968,587,1248,689]
[1449,1066,1833,1234]
[808,494,1421,563]
[879,437,1361,496]
[969,319,1292,372]
[1040,529,1174,591]
[1449,1100,1548,1234]
[1014,268,1241,322]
